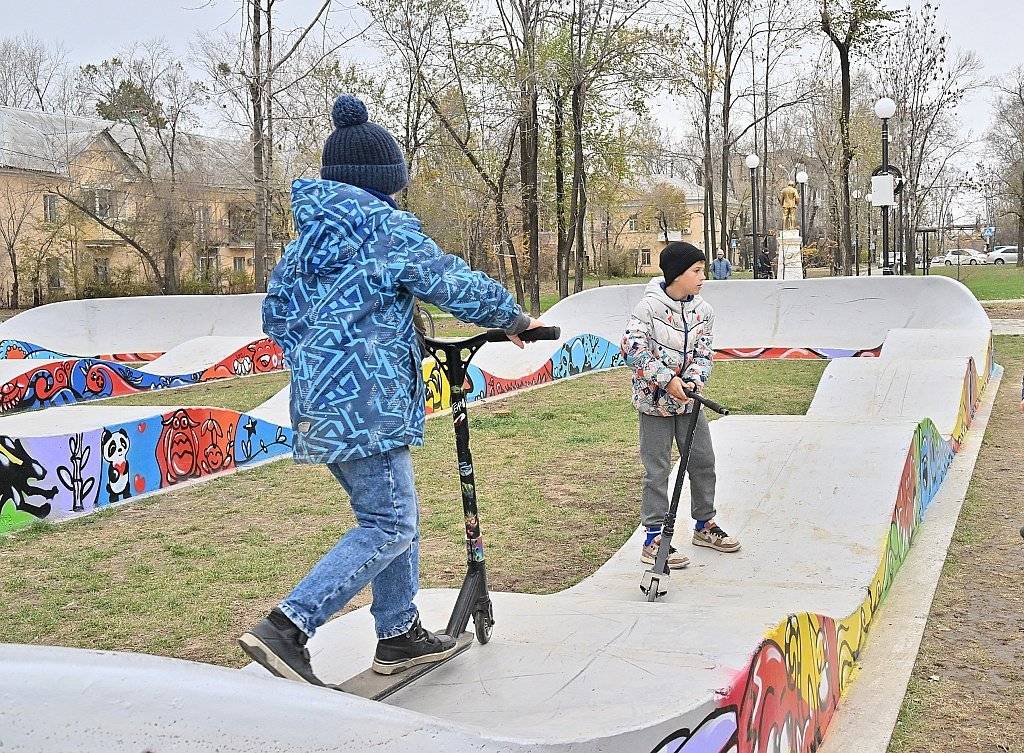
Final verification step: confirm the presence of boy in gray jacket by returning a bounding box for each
[621,242,741,569]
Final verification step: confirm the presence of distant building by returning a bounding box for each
[0,105,293,306]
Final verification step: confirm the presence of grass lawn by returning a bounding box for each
[888,334,1024,752]
[0,359,824,668]
[927,264,1024,300]
[103,372,290,412]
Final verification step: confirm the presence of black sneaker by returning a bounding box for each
[238,609,323,686]
[371,617,458,675]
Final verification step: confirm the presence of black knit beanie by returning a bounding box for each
[321,95,409,195]
[660,242,706,286]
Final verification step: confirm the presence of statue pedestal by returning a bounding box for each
[777,229,804,280]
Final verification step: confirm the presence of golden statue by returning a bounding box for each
[780,180,800,232]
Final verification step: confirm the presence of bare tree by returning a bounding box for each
[203,1,364,292]
[989,67,1024,268]
[0,181,43,307]
[877,2,980,274]
[821,0,898,274]
[69,44,209,293]
[0,34,74,112]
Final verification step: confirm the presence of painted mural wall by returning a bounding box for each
[0,339,162,362]
[0,339,284,415]
[648,355,987,753]
[1,333,886,534]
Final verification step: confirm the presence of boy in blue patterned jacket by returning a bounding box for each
[621,242,741,571]
[239,95,541,685]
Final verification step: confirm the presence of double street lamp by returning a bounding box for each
[874,97,898,275]
[746,153,761,279]
[852,188,861,276]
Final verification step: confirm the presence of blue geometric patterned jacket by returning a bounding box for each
[263,179,526,464]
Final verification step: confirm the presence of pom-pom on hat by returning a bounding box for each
[321,94,409,196]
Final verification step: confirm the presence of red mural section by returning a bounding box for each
[156,408,238,485]
[200,338,284,380]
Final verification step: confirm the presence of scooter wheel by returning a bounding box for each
[645,578,661,602]
[474,612,493,644]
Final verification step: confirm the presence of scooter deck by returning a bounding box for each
[331,631,474,701]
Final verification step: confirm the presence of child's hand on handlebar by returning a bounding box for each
[509,318,546,349]
[666,377,696,401]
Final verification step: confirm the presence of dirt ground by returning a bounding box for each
[982,301,1024,319]
[888,336,1024,752]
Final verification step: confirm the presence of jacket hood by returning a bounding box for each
[287,178,398,274]
[644,277,701,312]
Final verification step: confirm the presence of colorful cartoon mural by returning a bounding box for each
[0,339,284,415]
[0,339,161,362]
[0,409,291,530]
[423,334,881,416]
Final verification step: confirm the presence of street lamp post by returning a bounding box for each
[875,97,897,275]
[853,189,861,276]
[866,193,873,276]
[746,153,761,279]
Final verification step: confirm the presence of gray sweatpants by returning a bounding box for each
[639,410,717,528]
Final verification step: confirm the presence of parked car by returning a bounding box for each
[985,246,1021,264]
[934,248,989,266]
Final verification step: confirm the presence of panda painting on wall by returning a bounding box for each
[101,428,132,504]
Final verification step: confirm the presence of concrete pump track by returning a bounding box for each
[0,276,998,753]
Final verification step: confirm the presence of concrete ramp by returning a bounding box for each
[0,413,962,752]
[0,275,997,752]
[0,293,266,360]
[808,357,976,440]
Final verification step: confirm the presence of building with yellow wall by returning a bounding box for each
[0,105,292,307]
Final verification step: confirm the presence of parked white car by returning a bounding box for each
[985,246,1021,265]
[933,249,989,266]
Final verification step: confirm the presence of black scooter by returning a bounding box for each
[338,325,561,699]
[640,385,730,602]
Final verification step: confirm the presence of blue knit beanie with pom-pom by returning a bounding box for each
[321,94,409,195]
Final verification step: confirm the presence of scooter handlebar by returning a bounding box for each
[682,386,730,416]
[484,326,561,343]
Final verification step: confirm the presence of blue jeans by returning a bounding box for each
[279,447,420,640]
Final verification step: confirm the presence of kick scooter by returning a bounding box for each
[640,385,730,602]
[338,325,561,699]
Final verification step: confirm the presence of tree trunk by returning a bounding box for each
[553,89,569,298]
[703,98,715,255]
[250,1,269,293]
[1018,185,1024,268]
[571,83,586,293]
[574,172,587,293]
[838,45,854,276]
[719,76,732,258]
[7,251,18,308]
[496,195,525,307]
[1019,167,1024,268]
[519,79,541,315]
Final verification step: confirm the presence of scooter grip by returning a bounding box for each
[700,397,730,416]
[518,326,561,342]
[483,326,562,343]
[682,387,730,416]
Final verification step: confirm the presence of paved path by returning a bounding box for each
[992,318,1024,335]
